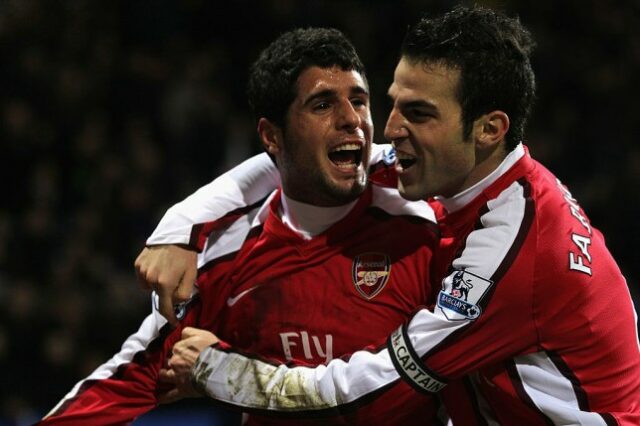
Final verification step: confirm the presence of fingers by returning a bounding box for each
[181,326,197,339]
[174,266,197,303]
[180,327,219,347]
[169,341,194,368]
[158,368,177,384]
[171,249,197,303]
[134,248,154,291]
[158,364,202,404]
[135,246,183,289]
[169,331,214,370]
[157,288,178,326]
[157,387,184,405]
[157,387,202,405]
[134,245,198,326]
[157,330,217,406]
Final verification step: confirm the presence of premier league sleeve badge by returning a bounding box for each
[437,269,493,321]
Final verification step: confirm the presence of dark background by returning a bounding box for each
[1,0,638,424]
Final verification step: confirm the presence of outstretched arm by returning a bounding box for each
[166,181,537,415]
[136,153,279,324]
[144,144,390,249]
[137,145,392,325]
[187,316,443,415]
[145,153,280,248]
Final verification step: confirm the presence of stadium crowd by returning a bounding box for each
[1,0,638,424]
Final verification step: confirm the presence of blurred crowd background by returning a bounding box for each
[1,0,638,424]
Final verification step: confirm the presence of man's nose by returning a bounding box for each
[384,108,408,142]
[337,101,360,130]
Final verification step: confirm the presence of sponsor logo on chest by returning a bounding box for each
[352,252,391,300]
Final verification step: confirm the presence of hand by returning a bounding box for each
[158,327,219,404]
[134,245,197,326]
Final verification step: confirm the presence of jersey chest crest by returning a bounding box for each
[352,252,391,300]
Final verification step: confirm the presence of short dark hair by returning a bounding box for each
[247,27,366,127]
[402,5,536,150]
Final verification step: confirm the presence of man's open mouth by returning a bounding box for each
[329,143,363,169]
[396,151,417,170]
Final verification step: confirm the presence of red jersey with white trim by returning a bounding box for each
[193,145,640,425]
[39,184,443,425]
[210,187,440,425]
[421,145,640,425]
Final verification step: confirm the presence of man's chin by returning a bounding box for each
[397,182,425,201]
[328,181,366,204]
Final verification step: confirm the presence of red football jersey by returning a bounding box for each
[191,145,640,425]
[418,145,640,425]
[207,187,440,425]
[40,184,443,425]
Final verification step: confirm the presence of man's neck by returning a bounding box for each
[279,193,358,240]
[435,143,525,213]
[458,143,509,195]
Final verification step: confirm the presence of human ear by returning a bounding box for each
[474,111,510,148]
[257,118,284,155]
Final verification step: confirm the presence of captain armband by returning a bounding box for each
[387,325,447,393]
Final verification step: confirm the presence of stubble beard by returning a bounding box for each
[283,162,367,207]
[279,132,368,206]
[307,168,367,206]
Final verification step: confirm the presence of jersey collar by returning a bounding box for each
[434,143,526,214]
[279,192,358,240]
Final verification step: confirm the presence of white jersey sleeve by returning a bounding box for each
[187,152,640,425]
[193,343,405,414]
[145,144,390,247]
[185,179,527,413]
[146,153,280,247]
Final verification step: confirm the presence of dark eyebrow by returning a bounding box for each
[302,85,369,107]
[350,86,369,97]
[302,89,335,107]
[403,100,436,109]
[387,94,437,111]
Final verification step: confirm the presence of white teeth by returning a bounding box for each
[395,152,415,160]
[336,163,355,169]
[331,143,360,152]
